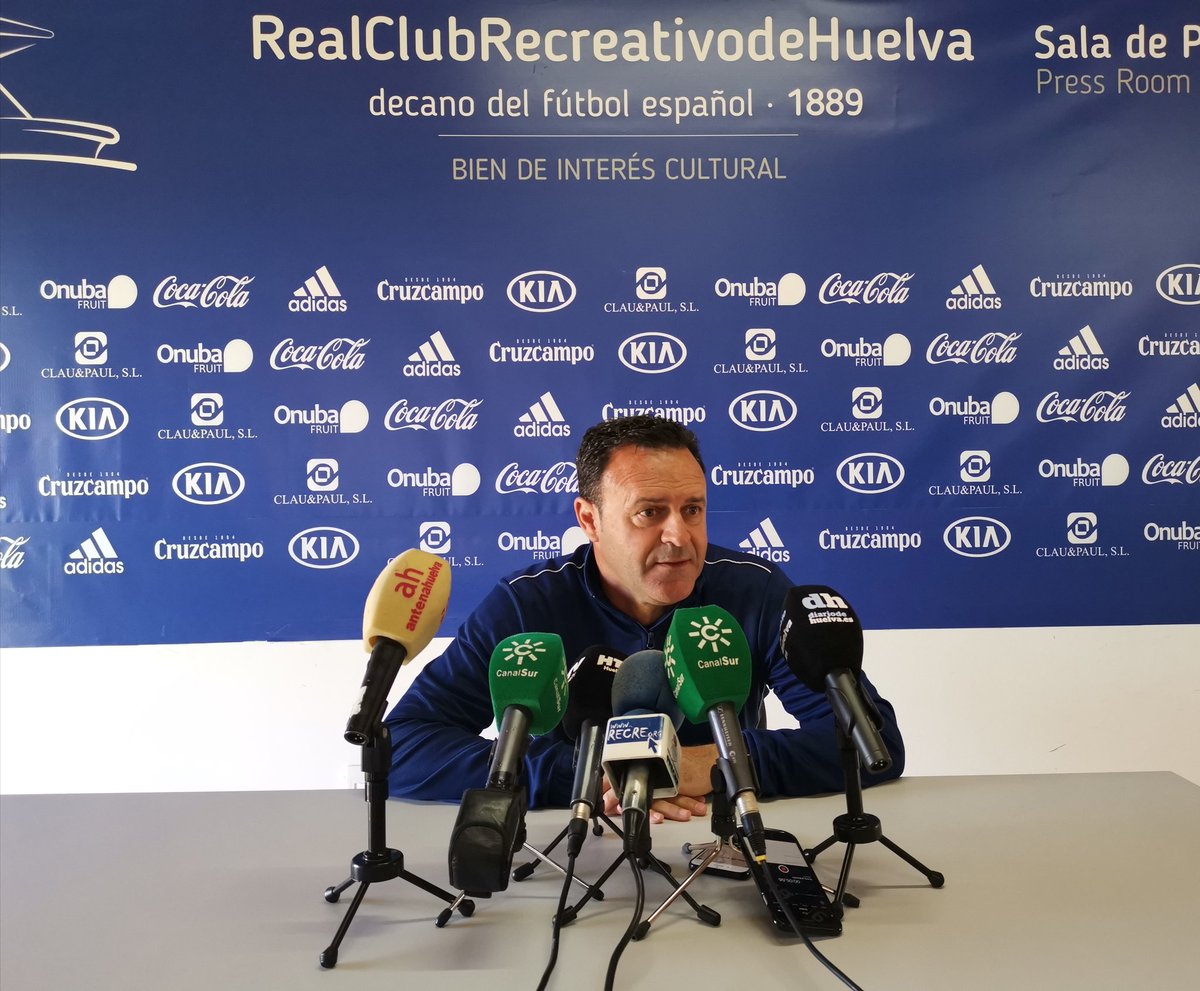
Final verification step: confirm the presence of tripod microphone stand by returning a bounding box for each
[805,724,944,911]
[320,724,474,968]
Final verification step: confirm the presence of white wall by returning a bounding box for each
[1,625,1197,795]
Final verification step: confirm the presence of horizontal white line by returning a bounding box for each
[438,132,799,139]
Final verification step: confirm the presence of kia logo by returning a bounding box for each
[288,526,359,569]
[618,332,687,374]
[837,453,905,494]
[1156,264,1200,305]
[943,516,1011,558]
[506,270,576,313]
[728,390,797,432]
[172,462,245,506]
[55,397,129,440]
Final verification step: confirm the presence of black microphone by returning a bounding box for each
[562,645,625,856]
[779,586,892,774]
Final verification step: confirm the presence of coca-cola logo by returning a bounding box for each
[1036,390,1130,424]
[384,398,482,431]
[819,272,913,305]
[154,275,253,309]
[270,337,368,371]
[1142,453,1200,485]
[926,332,1021,365]
[0,535,30,569]
[495,461,578,494]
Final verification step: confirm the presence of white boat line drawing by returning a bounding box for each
[1,16,136,171]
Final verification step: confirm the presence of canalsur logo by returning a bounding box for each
[171,462,245,506]
[619,332,687,373]
[274,399,368,434]
[945,264,1001,310]
[497,525,588,560]
[157,339,254,374]
[64,527,124,575]
[943,516,1011,558]
[1054,325,1109,371]
[1034,512,1129,560]
[1038,453,1129,488]
[40,275,137,310]
[821,333,911,367]
[739,517,790,562]
[713,272,806,307]
[928,391,1020,425]
[289,265,346,313]
[1162,383,1200,429]
[390,462,481,496]
[55,397,128,440]
[288,526,359,569]
[507,270,576,313]
[728,390,796,432]
[403,331,461,376]
[515,392,570,438]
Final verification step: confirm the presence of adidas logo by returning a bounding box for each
[515,391,570,438]
[1162,382,1200,429]
[946,264,1002,311]
[1055,325,1109,370]
[65,527,124,575]
[404,331,460,377]
[289,265,347,313]
[740,518,790,562]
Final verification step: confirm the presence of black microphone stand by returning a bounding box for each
[320,724,475,968]
[805,724,944,911]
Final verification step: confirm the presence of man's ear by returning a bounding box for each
[575,497,600,541]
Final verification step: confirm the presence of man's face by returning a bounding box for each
[574,444,707,626]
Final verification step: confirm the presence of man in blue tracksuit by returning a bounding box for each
[386,415,903,819]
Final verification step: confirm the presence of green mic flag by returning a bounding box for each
[663,606,752,724]
[487,632,568,735]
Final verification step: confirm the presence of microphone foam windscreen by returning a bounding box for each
[611,650,683,728]
[779,586,864,691]
[561,645,624,740]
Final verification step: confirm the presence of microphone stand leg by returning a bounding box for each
[512,823,569,881]
[636,847,722,938]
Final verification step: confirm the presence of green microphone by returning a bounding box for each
[485,633,568,790]
[663,606,766,861]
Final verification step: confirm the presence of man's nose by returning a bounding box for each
[661,511,688,544]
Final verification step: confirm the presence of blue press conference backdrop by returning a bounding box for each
[0,1,1197,647]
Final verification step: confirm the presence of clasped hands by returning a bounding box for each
[602,743,718,825]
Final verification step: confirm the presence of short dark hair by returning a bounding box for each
[575,415,704,504]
